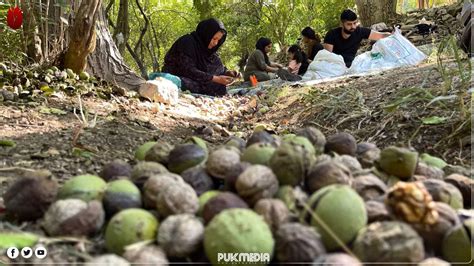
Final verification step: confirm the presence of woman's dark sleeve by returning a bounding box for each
[180,52,214,82]
[215,54,228,75]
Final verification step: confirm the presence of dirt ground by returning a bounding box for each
[0,59,471,186]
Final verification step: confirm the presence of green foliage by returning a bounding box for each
[108,0,356,72]
[0,2,25,63]
[397,0,457,13]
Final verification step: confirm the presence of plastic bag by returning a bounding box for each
[302,50,348,80]
[148,72,182,89]
[349,28,427,74]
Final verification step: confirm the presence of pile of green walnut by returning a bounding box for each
[2,127,473,265]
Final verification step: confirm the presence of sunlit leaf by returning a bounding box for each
[0,232,40,249]
[421,116,448,125]
[60,16,69,25]
[39,107,67,115]
[0,139,16,147]
[72,147,95,159]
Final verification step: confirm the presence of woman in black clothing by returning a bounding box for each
[301,26,324,63]
[162,18,239,96]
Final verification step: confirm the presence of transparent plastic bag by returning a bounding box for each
[349,28,427,74]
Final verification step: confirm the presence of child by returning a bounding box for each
[276,44,306,82]
[286,45,304,75]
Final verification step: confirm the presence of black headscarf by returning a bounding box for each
[255,37,272,65]
[163,18,227,77]
[192,18,227,55]
[301,27,321,42]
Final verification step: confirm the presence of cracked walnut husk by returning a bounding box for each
[385,181,439,225]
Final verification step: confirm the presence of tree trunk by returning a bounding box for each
[64,0,102,73]
[113,0,129,54]
[87,8,145,91]
[21,0,43,63]
[355,0,397,27]
[43,0,50,60]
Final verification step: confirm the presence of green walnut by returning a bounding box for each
[378,146,418,180]
[283,136,316,155]
[58,175,107,202]
[423,179,464,210]
[103,179,142,217]
[186,136,208,153]
[420,153,447,169]
[168,144,207,174]
[241,142,276,166]
[275,185,308,214]
[442,219,474,264]
[296,127,326,155]
[204,208,274,266]
[224,136,246,152]
[281,133,296,142]
[198,190,221,216]
[105,208,159,255]
[144,140,174,166]
[135,141,157,161]
[301,185,367,251]
[65,68,76,79]
[270,138,316,186]
[79,71,90,81]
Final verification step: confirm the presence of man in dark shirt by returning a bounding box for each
[323,9,391,67]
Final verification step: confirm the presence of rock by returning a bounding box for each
[139,79,178,105]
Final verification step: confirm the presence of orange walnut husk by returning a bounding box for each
[385,181,439,225]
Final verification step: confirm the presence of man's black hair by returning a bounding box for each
[340,9,357,22]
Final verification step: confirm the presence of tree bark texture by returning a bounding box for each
[21,0,43,63]
[87,8,145,91]
[355,0,397,27]
[113,0,129,55]
[64,0,102,73]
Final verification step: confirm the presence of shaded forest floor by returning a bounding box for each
[1,60,471,188]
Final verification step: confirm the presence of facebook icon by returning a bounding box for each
[6,247,19,259]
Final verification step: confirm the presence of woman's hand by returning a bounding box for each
[212,75,234,85]
[225,70,241,78]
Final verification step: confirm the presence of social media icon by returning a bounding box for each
[6,247,19,259]
[34,246,47,259]
[21,247,33,258]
